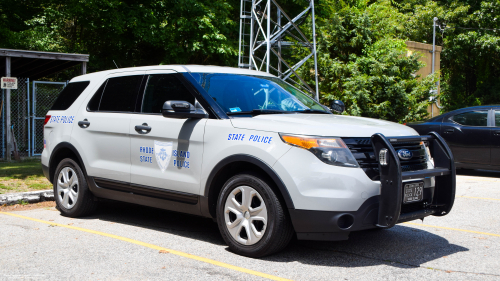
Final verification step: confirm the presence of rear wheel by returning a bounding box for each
[54,158,97,217]
[216,173,294,257]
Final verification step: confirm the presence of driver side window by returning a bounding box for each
[450,111,488,127]
[141,74,195,114]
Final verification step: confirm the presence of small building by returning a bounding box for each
[406,41,442,118]
[1,48,89,160]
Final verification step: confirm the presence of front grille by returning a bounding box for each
[342,138,428,180]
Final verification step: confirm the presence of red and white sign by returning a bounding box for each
[1,77,18,89]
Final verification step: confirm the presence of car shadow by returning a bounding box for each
[457,169,500,178]
[78,200,468,269]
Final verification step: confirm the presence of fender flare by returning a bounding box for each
[48,142,87,182]
[204,154,295,209]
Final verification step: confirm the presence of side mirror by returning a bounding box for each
[330,100,345,114]
[162,100,208,119]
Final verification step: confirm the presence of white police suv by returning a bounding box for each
[42,65,456,257]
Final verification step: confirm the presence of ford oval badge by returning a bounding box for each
[397,149,413,160]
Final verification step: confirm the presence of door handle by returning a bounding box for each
[494,131,500,136]
[444,129,454,134]
[78,119,90,128]
[135,123,151,134]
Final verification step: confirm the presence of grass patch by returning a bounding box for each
[0,159,52,194]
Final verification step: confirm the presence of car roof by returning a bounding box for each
[70,65,275,82]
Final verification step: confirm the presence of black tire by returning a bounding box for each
[216,173,294,257]
[53,158,97,217]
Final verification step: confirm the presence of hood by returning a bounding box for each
[230,114,418,137]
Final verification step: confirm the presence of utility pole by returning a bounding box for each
[430,17,438,117]
[5,57,11,161]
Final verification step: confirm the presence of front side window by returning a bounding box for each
[451,111,488,126]
[187,73,328,115]
[51,81,90,111]
[495,111,500,127]
[141,74,195,114]
[87,75,144,112]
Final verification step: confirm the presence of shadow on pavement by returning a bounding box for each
[77,200,468,269]
[457,169,500,178]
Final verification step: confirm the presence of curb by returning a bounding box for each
[0,190,54,206]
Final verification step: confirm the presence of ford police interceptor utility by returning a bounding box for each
[42,65,455,257]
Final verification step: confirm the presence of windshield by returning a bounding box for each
[186,73,329,115]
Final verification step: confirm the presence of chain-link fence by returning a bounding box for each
[1,78,29,159]
[1,79,66,160]
[32,81,66,155]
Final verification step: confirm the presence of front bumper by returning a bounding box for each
[291,132,455,241]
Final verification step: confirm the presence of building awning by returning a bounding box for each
[0,48,89,79]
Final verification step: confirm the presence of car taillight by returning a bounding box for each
[44,115,51,127]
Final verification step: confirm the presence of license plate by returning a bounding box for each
[403,182,424,204]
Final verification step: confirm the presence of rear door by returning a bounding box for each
[129,70,207,195]
[441,110,491,165]
[71,71,145,182]
[491,109,500,167]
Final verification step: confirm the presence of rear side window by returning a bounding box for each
[141,74,195,114]
[87,75,144,112]
[495,111,500,127]
[50,81,90,110]
[451,111,488,126]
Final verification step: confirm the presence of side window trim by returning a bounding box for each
[178,73,227,119]
[86,79,108,112]
[87,74,145,113]
[449,110,489,127]
[137,73,208,116]
[495,109,500,127]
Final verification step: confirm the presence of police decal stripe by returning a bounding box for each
[49,115,75,124]
[227,134,272,144]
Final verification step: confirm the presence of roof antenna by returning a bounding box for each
[113,60,120,69]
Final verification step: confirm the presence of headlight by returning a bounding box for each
[279,134,359,168]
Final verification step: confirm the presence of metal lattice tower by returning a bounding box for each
[238,0,319,100]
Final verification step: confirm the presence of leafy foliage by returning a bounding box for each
[296,1,435,122]
[1,0,499,118]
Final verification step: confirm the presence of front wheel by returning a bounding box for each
[216,173,294,257]
[54,158,98,217]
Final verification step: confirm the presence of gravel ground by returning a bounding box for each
[0,170,499,280]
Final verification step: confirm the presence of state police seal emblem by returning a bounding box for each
[154,141,173,173]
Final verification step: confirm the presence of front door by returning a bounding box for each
[72,72,145,182]
[129,71,207,195]
[440,110,491,166]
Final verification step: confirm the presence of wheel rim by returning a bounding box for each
[56,167,79,209]
[224,185,268,245]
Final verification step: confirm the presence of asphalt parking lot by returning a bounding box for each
[1,170,499,281]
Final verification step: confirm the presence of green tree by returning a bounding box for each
[296,1,435,122]
[1,0,239,73]
[398,0,500,111]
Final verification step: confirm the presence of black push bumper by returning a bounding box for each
[371,131,455,228]
[291,132,455,241]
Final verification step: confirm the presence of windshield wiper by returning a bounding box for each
[226,109,295,116]
[291,109,332,114]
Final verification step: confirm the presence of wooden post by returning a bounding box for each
[81,62,87,75]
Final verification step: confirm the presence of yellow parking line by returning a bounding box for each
[457,196,500,201]
[404,222,500,238]
[0,212,291,281]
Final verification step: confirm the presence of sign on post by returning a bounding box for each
[1,77,18,89]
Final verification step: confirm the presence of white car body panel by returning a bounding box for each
[231,114,419,137]
[200,119,292,196]
[273,146,380,211]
